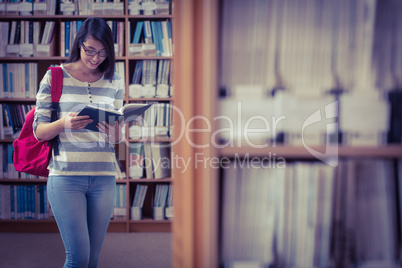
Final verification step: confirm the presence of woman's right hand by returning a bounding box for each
[64,112,93,130]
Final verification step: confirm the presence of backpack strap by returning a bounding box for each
[49,67,63,103]
[48,66,63,156]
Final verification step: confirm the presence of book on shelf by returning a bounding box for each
[113,184,126,218]
[106,20,124,57]
[77,103,152,132]
[131,184,148,220]
[13,21,21,45]
[40,21,55,45]
[140,142,171,180]
[143,142,154,179]
[131,61,143,86]
[153,184,169,220]
[65,21,71,57]
[127,0,170,16]
[128,1,141,15]
[129,20,172,57]
[19,0,33,15]
[165,184,173,219]
[132,21,144,44]
[129,142,145,179]
[387,90,402,144]
[154,184,169,208]
[0,184,51,220]
[2,20,57,57]
[114,151,126,180]
[8,21,17,45]
[129,60,171,98]
[0,22,8,57]
[1,104,13,140]
[128,102,172,139]
[1,103,35,138]
[5,2,19,16]
[60,20,83,58]
[115,61,126,89]
[161,20,173,57]
[144,20,153,44]
[150,21,162,56]
[150,142,171,179]
[340,90,389,146]
[220,158,401,267]
[60,0,77,15]
[132,185,148,208]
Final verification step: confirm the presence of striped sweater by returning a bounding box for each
[33,64,124,176]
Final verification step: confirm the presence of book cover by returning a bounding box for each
[132,21,144,44]
[0,106,3,139]
[28,21,33,44]
[77,103,152,132]
[143,20,153,44]
[2,64,7,98]
[143,142,154,179]
[151,142,171,179]
[9,21,17,45]
[131,60,143,85]
[65,21,71,57]
[161,21,170,57]
[13,21,21,45]
[150,21,161,56]
[129,142,144,179]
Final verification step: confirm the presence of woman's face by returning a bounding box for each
[80,37,107,70]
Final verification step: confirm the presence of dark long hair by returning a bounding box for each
[67,17,115,81]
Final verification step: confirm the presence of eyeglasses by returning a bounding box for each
[81,43,107,58]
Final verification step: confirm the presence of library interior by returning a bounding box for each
[1,0,402,267]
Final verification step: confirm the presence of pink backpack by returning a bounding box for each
[13,67,63,177]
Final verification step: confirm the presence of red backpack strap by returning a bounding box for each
[48,66,63,156]
[48,66,63,102]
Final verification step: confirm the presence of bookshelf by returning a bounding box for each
[171,0,402,267]
[0,1,174,234]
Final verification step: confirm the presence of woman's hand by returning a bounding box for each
[64,112,93,130]
[35,112,93,141]
[97,120,125,143]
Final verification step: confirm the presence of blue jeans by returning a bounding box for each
[47,175,116,268]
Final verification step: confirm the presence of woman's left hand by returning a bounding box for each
[97,120,124,143]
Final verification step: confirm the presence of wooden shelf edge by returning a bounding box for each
[0,219,58,232]
[219,145,402,158]
[0,98,36,102]
[127,56,173,60]
[0,219,171,233]
[127,97,173,101]
[0,56,66,61]
[127,15,173,19]
[0,139,15,143]
[0,56,125,61]
[0,179,48,183]
[127,178,172,183]
[127,138,172,142]
[130,219,171,223]
[0,178,131,183]
[0,15,127,20]
[129,220,171,232]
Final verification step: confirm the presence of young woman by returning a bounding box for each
[33,17,124,268]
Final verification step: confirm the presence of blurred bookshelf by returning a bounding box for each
[171,0,402,267]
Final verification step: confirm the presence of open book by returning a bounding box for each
[77,103,152,132]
